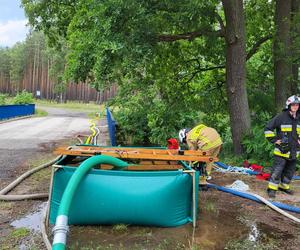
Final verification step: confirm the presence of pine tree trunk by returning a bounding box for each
[35,41,40,97]
[47,58,50,100]
[222,0,251,155]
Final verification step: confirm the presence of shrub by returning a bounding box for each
[242,124,274,167]
[241,112,274,166]
[0,93,8,105]
[13,90,34,104]
[216,112,274,167]
[113,92,199,146]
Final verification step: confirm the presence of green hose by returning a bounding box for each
[52,155,129,250]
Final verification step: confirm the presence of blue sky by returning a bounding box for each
[0,0,29,47]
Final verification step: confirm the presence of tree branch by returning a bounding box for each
[158,29,224,42]
[180,65,225,84]
[207,80,225,92]
[215,12,226,34]
[183,58,201,67]
[246,34,272,60]
[195,65,225,72]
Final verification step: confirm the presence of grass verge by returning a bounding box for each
[34,108,48,117]
[0,228,31,250]
[35,99,105,113]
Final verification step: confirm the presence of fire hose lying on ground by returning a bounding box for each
[0,156,62,201]
[207,183,300,223]
[1,155,300,250]
[0,116,104,201]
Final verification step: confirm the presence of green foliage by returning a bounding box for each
[112,78,201,146]
[21,0,77,48]
[21,0,231,148]
[215,112,274,167]
[19,0,300,159]
[112,87,155,146]
[13,90,34,104]
[35,99,103,112]
[0,42,26,94]
[48,45,68,95]
[10,228,30,238]
[112,224,128,232]
[204,200,218,214]
[242,112,274,166]
[9,43,26,85]
[0,48,11,82]
[0,31,67,101]
[242,125,273,166]
[203,113,230,139]
[34,108,48,117]
[0,93,8,105]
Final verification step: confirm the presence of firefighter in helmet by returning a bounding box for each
[264,95,300,198]
[179,124,222,188]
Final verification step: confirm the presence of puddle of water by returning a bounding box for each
[65,199,248,250]
[44,191,297,249]
[19,244,28,250]
[248,222,259,242]
[10,202,47,232]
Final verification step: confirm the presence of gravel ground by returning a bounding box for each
[0,106,111,249]
[0,107,91,180]
[1,108,300,250]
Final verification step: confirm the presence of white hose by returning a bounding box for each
[0,156,62,201]
[76,135,84,144]
[93,126,100,145]
[249,192,300,223]
[0,193,49,201]
[208,182,300,224]
[0,157,62,248]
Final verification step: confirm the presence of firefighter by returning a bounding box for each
[264,95,300,198]
[179,124,222,188]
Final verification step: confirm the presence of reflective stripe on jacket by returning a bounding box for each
[264,110,300,159]
[187,124,222,151]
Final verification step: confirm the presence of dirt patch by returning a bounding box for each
[0,135,81,249]
[47,172,300,250]
[1,160,300,249]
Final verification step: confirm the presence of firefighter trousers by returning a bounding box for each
[268,156,296,191]
[199,145,222,185]
[206,145,221,176]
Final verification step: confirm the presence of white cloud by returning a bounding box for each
[0,19,29,47]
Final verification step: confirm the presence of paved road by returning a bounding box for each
[0,107,92,180]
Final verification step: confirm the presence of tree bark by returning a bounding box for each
[222,0,251,155]
[291,0,300,94]
[274,0,292,111]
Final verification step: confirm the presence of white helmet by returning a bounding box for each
[285,95,300,109]
[179,128,187,143]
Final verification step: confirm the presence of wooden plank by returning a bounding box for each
[54,146,218,162]
[54,149,217,162]
[153,160,171,165]
[99,164,183,170]
[140,161,154,165]
[127,165,182,170]
[76,145,209,156]
[57,146,208,157]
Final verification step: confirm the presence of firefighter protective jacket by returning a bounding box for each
[264,110,300,159]
[187,124,222,151]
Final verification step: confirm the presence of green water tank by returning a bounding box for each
[49,166,198,227]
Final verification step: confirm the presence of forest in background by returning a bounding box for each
[0,32,117,103]
[1,0,298,163]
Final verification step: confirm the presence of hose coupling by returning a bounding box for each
[52,215,69,245]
